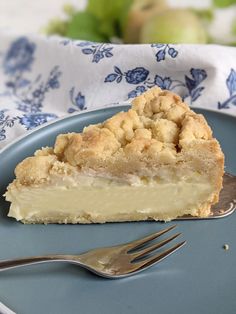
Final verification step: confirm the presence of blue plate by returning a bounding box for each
[0,107,236,314]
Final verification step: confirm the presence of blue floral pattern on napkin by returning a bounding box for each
[105,67,149,84]
[77,42,114,63]
[0,110,18,140]
[68,87,86,113]
[218,69,236,109]
[19,113,58,130]
[151,44,178,62]
[3,37,35,75]
[105,66,207,104]
[0,37,64,137]
[61,39,114,63]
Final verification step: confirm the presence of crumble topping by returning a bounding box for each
[53,87,212,165]
[12,87,223,186]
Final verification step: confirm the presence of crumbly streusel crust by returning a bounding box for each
[12,87,224,195]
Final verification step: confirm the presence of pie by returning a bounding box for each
[4,87,224,224]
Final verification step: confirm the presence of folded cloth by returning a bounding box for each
[0,31,236,149]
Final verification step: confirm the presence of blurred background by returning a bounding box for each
[0,0,236,45]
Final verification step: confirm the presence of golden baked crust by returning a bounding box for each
[13,87,224,190]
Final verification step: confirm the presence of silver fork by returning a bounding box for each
[0,225,185,279]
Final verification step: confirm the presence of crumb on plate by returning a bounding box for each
[223,244,229,251]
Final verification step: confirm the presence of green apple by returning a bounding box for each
[66,11,107,42]
[122,0,168,43]
[44,18,68,36]
[140,8,208,44]
[87,0,131,38]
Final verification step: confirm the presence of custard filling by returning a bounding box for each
[6,176,215,222]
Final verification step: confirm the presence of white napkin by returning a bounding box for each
[0,31,236,149]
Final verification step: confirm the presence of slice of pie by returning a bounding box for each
[4,87,224,224]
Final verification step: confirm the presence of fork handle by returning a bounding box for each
[0,255,80,272]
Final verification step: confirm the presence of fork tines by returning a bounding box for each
[127,225,186,272]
